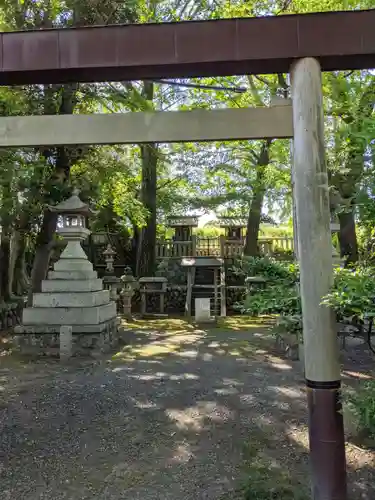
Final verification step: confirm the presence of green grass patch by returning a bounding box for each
[238,437,309,500]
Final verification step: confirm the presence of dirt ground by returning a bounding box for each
[0,316,373,499]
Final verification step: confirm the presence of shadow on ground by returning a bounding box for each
[0,316,373,499]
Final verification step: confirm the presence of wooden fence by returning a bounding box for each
[156,235,294,260]
[51,233,294,270]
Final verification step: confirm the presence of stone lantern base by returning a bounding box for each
[14,251,119,358]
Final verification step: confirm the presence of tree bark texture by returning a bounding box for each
[244,140,271,256]
[136,81,158,277]
[338,208,358,264]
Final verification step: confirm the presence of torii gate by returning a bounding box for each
[2,10,375,499]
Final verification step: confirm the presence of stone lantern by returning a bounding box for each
[103,243,116,273]
[120,266,137,319]
[15,189,118,357]
[102,244,121,304]
[50,188,95,266]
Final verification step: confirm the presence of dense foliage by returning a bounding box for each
[0,1,373,301]
[345,380,375,441]
[231,256,298,284]
[321,266,375,320]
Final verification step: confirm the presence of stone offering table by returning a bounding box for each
[139,277,167,318]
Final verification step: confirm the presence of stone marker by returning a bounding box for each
[195,298,211,323]
[60,325,72,360]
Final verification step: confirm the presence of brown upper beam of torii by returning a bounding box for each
[1,9,375,85]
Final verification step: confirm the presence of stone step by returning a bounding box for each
[33,289,110,308]
[48,270,98,281]
[15,318,119,334]
[42,278,103,293]
[22,301,116,326]
[54,259,94,272]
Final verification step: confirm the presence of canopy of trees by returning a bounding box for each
[0,0,374,304]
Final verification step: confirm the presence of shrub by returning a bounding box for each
[231,256,298,284]
[321,266,375,320]
[273,313,303,341]
[241,466,304,499]
[155,259,187,285]
[345,380,375,441]
[271,247,295,262]
[236,283,301,317]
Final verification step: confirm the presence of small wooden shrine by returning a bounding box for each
[181,256,226,321]
[168,215,198,241]
[218,216,247,240]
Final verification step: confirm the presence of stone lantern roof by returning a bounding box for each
[48,189,95,217]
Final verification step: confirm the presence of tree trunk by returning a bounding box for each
[244,177,266,256]
[10,230,30,297]
[136,81,158,277]
[29,82,77,299]
[137,143,158,277]
[338,208,358,264]
[29,210,58,303]
[0,224,11,302]
[244,140,271,257]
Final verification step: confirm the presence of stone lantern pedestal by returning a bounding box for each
[15,190,118,357]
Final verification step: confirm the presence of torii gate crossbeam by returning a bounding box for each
[0,9,374,85]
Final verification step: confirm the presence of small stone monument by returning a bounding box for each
[195,297,211,323]
[59,325,73,360]
[120,267,137,319]
[15,189,118,356]
[102,244,122,305]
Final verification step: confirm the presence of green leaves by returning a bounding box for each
[232,257,300,317]
[238,283,301,317]
[231,256,298,283]
[321,266,375,320]
[345,380,375,441]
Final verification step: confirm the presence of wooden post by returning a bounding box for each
[185,268,192,318]
[291,58,347,500]
[220,264,226,317]
[219,234,225,258]
[141,288,146,316]
[213,268,219,318]
[191,234,197,257]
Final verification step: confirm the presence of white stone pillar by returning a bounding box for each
[291,57,347,500]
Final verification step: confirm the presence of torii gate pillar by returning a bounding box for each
[291,57,347,499]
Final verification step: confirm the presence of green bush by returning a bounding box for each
[232,257,300,317]
[155,259,187,285]
[236,283,301,317]
[231,256,298,284]
[321,266,375,320]
[273,313,303,341]
[258,224,293,238]
[346,380,375,440]
[240,460,308,500]
[271,246,295,262]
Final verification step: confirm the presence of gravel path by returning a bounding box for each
[0,320,373,499]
